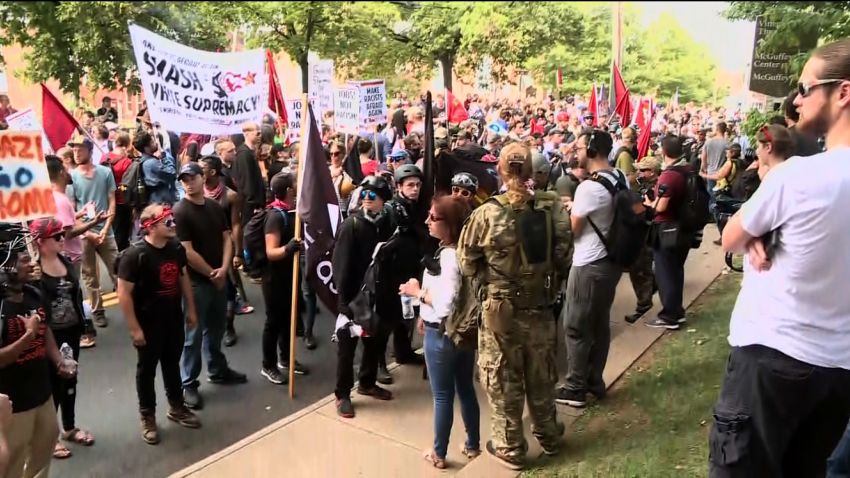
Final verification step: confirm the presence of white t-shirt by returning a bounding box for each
[570,170,623,267]
[420,247,460,325]
[729,148,850,369]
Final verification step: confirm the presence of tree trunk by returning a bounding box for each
[439,55,454,92]
[298,53,309,95]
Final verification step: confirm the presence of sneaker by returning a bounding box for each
[79,334,96,349]
[376,364,393,385]
[646,318,681,330]
[336,397,355,418]
[303,335,318,350]
[236,304,254,315]
[589,383,607,401]
[555,387,587,408]
[93,314,108,328]
[540,421,566,456]
[223,329,237,347]
[140,413,159,445]
[357,385,393,401]
[208,368,248,385]
[183,387,204,410]
[485,440,524,470]
[625,305,652,324]
[167,405,201,429]
[277,360,310,376]
[677,316,688,324]
[261,367,287,385]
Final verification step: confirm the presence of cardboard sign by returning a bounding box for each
[348,79,386,126]
[308,59,334,123]
[5,108,53,153]
[334,87,360,134]
[0,131,56,221]
[129,24,267,135]
[283,97,320,143]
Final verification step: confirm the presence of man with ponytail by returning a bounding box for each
[457,142,572,470]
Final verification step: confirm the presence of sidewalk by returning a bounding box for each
[172,229,727,478]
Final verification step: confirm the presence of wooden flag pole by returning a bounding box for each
[288,93,309,399]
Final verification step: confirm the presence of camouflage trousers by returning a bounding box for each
[629,245,655,311]
[478,305,560,459]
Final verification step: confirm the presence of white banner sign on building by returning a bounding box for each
[283,97,320,143]
[348,79,386,126]
[128,23,267,135]
[308,59,334,122]
[333,87,360,134]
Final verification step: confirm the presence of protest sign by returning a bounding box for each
[5,108,53,153]
[0,131,56,221]
[283,97,320,143]
[0,71,7,95]
[308,59,334,121]
[334,87,360,134]
[348,80,386,126]
[128,23,267,135]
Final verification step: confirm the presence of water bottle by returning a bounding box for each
[59,342,77,376]
[401,296,415,320]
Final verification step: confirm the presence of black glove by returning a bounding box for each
[284,238,303,255]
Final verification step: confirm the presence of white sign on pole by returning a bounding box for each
[308,59,334,122]
[283,97,320,143]
[5,108,53,153]
[334,87,360,134]
[128,23,268,135]
[347,80,386,126]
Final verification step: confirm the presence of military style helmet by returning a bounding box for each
[451,172,478,193]
[394,164,423,185]
[360,175,392,201]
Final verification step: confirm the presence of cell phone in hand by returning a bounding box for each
[764,230,781,260]
[84,203,96,220]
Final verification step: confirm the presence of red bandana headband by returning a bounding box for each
[141,207,172,230]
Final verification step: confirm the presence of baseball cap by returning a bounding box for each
[435,127,449,140]
[178,162,203,180]
[67,132,94,150]
[556,111,569,122]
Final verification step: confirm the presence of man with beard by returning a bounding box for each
[711,38,850,477]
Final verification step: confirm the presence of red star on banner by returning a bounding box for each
[244,72,256,85]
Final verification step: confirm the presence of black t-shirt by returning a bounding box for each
[40,267,82,332]
[173,198,229,282]
[264,207,296,281]
[118,239,187,320]
[0,286,52,413]
[97,107,118,123]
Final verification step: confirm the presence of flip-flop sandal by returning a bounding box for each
[423,449,447,469]
[53,443,72,459]
[63,428,95,446]
[461,447,481,459]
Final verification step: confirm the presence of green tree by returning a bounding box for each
[0,1,230,100]
[724,2,843,76]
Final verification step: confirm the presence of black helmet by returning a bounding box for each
[359,175,392,201]
[394,164,423,185]
[451,172,478,193]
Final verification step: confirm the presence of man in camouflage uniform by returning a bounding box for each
[457,143,573,470]
[625,156,660,323]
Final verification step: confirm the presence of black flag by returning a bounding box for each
[422,91,436,208]
[343,136,365,185]
[297,104,340,315]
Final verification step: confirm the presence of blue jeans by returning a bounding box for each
[829,420,850,478]
[423,326,480,459]
[181,278,229,388]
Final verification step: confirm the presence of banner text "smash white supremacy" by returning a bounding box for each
[143,51,260,116]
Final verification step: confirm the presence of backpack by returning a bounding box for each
[113,240,149,300]
[668,166,711,233]
[121,157,150,210]
[587,170,649,268]
[242,207,287,279]
[348,219,392,337]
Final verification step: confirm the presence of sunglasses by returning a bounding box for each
[451,186,472,198]
[360,190,378,201]
[50,233,65,242]
[428,213,444,222]
[330,151,342,157]
[637,168,652,173]
[797,79,843,98]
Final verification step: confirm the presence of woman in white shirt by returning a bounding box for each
[399,196,477,470]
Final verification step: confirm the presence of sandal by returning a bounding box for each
[423,449,447,469]
[62,428,95,446]
[461,446,481,460]
[53,442,72,459]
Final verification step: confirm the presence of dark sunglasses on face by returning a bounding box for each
[50,233,65,242]
[451,186,472,198]
[360,190,378,201]
[330,151,342,157]
[797,79,843,98]
[162,218,176,228]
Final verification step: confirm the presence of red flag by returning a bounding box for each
[446,89,469,124]
[41,84,80,151]
[612,62,631,126]
[266,50,287,131]
[588,83,598,127]
[635,97,654,160]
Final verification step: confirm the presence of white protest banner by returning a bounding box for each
[6,108,55,153]
[0,71,7,94]
[0,131,56,221]
[283,97,320,143]
[348,79,386,126]
[309,59,334,121]
[334,87,360,134]
[129,23,267,135]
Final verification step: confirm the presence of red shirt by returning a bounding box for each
[105,152,133,204]
[360,160,379,177]
[653,166,688,223]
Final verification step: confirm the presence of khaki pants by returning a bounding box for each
[4,399,58,478]
[80,235,118,316]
